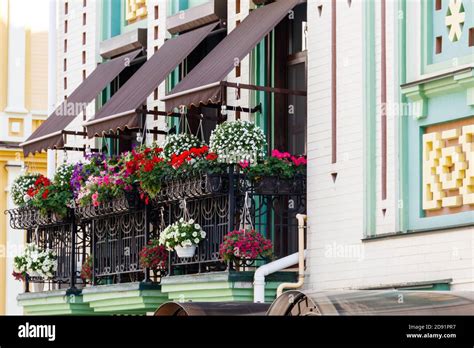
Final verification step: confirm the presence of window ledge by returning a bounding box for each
[363,222,474,242]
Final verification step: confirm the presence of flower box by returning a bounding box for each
[75,191,141,220]
[6,207,71,230]
[253,175,305,195]
[155,172,228,202]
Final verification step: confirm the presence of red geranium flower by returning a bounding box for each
[143,161,154,173]
[206,153,218,161]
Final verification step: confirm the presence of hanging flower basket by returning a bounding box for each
[13,243,57,290]
[159,218,206,259]
[219,229,273,270]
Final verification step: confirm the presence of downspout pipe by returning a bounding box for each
[254,214,307,303]
[276,214,307,297]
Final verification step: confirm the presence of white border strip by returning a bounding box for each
[160,81,221,101]
[20,130,62,147]
[83,109,136,127]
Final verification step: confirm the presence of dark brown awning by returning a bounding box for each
[163,0,304,111]
[21,50,142,156]
[85,22,218,138]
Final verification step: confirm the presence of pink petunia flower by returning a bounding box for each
[239,160,250,169]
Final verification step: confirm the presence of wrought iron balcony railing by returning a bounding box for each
[6,170,306,291]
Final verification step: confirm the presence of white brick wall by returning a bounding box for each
[57,0,99,164]
[305,0,473,291]
[146,0,169,146]
[226,0,253,123]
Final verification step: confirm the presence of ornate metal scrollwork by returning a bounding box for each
[5,207,70,230]
[155,173,229,203]
[75,190,142,221]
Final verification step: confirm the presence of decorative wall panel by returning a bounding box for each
[423,117,474,216]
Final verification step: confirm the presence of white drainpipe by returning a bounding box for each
[254,214,307,303]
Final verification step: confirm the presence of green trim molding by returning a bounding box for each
[402,68,474,119]
[81,282,168,315]
[17,289,94,316]
[363,0,376,237]
[160,271,297,303]
[397,0,409,233]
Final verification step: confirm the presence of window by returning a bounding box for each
[64,77,67,90]
[435,0,442,11]
[64,20,68,33]
[154,88,158,100]
[83,0,87,7]
[82,51,86,64]
[469,28,474,47]
[83,13,87,25]
[83,70,87,81]
[64,39,67,53]
[435,36,442,54]
[272,3,307,155]
[32,119,44,132]
[236,0,241,14]
[65,2,68,14]
[154,26,159,40]
[155,5,159,19]
[83,32,87,45]
[63,58,67,72]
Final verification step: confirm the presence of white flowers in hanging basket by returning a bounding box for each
[162,133,203,159]
[13,243,57,280]
[209,120,267,165]
[159,218,206,257]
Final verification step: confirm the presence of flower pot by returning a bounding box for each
[175,245,197,258]
[32,282,44,292]
[29,272,44,292]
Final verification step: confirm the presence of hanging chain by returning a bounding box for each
[34,226,39,245]
[240,192,254,232]
[160,206,166,231]
[196,115,205,142]
[181,198,190,221]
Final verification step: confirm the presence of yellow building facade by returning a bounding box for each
[0,0,48,315]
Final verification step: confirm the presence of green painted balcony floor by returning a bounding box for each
[17,271,298,315]
[160,271,298,303]
[17,289,95,316]
[81,282,168,315]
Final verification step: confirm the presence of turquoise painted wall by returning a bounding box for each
[407,89,473,231]
[430,0,473,64]
[168,0,210,16]
[402,1,474,232]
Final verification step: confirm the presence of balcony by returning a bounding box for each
[7,171,305,315]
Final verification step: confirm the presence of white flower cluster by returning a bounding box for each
[10,173,41,207]
[209,120,267,164]
[159,218,206,250]
[163,133,203,159]
[54,163,74,189]
[13,243,58,279]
